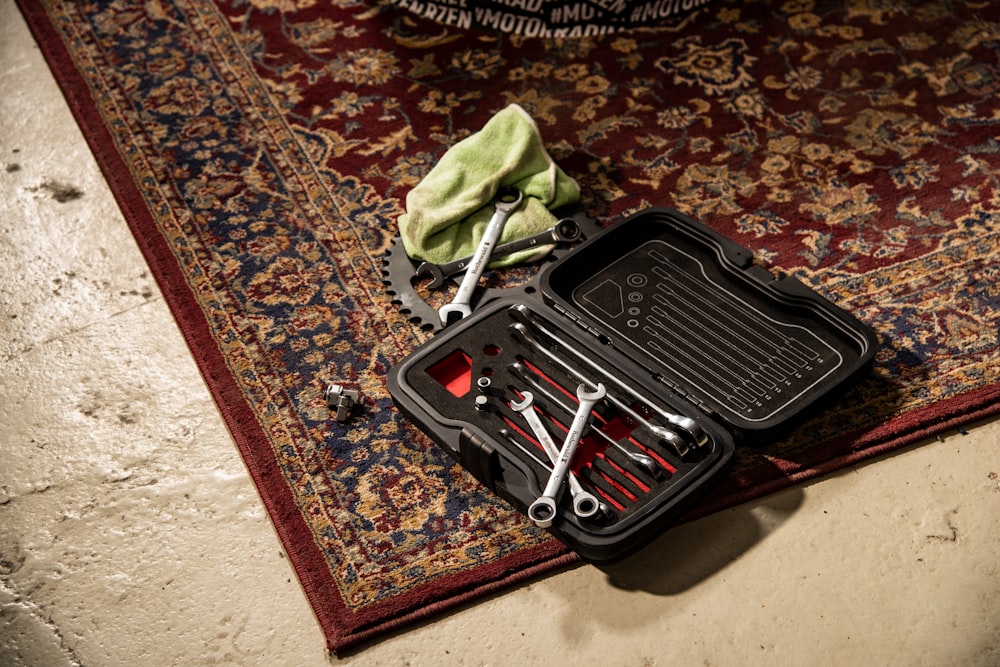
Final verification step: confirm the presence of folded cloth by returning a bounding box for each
[398,104,580,267]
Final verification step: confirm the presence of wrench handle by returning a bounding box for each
[513,306,707,446]
[519,405,599,517]
[435,219,579,281]
[451,207,508,304]
[439,188,523,325]
[528,388,603,527]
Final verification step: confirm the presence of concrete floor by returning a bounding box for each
[2,2,1000,665]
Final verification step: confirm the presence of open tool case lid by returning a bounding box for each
[388,208,878,561]
[541,208,879,440]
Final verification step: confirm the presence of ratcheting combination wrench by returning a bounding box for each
[438,187,524,326]
[508,361,663,480]
[509,303,708,450]
[528,382,606,528]
[510,322,692,458]
[510,391,601,519]
[416,219,581,289]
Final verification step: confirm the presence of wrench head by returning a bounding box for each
[414,261,447,290]
[573,492,601,519]
[509,303,532,323]
[527,495,558,528]
[651,425,690,458]
[438,302,471,326]
[493,186,524,213]
[553,219,582,242]
[576,382,607,402]
[509,391,534,413]
[509,323,542,354]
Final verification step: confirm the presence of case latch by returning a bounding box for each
[458,428,500,491]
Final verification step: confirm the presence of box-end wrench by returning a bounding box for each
[438,187,524,326]
[510,322,692,458]
[497,428,613,520]
[416,219,581,289]
[510,391,601,519]
[508,361,663,480]
[528,382,606,528]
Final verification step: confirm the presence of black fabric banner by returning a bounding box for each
[390,0,714,36]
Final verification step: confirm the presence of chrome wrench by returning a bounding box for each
[416,218,581,289]
[438,188,524,326]
[528,383,606,528]
[510,303,707,447]
[508,361,663,480]
[510,322,692,458]
[510,391,601,519]
[497,428,611,520]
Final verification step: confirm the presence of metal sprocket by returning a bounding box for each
[381,211,602,333]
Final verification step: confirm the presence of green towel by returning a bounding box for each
[398,104,581,267]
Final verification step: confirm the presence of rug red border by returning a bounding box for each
[14,0,579,653]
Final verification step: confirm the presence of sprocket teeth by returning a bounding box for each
[382,234,441,331]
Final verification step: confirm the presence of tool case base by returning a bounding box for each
[388,207,878,562]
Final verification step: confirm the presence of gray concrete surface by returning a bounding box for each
[2,2,999,664]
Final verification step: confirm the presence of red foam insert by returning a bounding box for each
[426,350,473,397]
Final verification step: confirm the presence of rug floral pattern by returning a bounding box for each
[26,0,1000,651]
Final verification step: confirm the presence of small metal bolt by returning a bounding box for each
[325,383,360,422]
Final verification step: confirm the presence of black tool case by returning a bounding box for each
[388,208,879,561]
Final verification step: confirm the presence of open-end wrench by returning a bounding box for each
[510,322,692,458]
[510,391,601,519]
[438,188,524,326]
[528,382,606,528]
[416,219,581,289]
[508,361,663,480]
[510,303,708,448]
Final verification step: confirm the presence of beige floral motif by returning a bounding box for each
[499,89,563,124]
[785,65,822,91]
[357,462,449,533]
[247,0,316,10]
[576,75,610,94]
[728,91,765,117]
[326,48,399,86]
[450,50,504,80]
[247,230,291,257]
[145,76,217,116]
[788,13,821,31]
[795,229,833,267]
[245,256,329,306]
[844,109,938,158]
[656,105,698,129]
[899,32,936,51]
[799,182,879,226]
[674,164,755,217]
[736,211,789,237]
[287,18,346,50]
[845,0,901,24]
[899,53,973,97]
[656,38,757,96]
[572,95,607,123]
[780,0,814,12]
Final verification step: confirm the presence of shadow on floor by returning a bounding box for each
[598,485,804,595]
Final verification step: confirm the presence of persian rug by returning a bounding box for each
[18,0,1000,653]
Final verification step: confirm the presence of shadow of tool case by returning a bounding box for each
[388,208,879,561]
